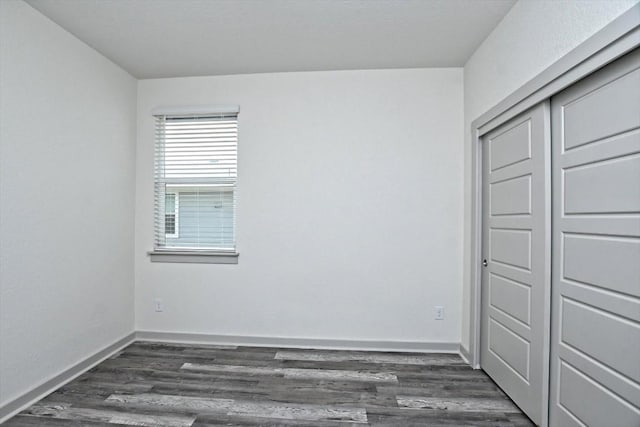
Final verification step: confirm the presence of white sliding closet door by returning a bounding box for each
[481,102,551,426]
[549,49,640,427]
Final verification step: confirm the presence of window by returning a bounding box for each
[164,192,178,238]
[153,112,238,253]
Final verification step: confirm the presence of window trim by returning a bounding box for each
[147,250,239,264]
[150,106,240,263]
[164,192,179,239]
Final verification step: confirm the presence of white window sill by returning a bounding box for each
[148,250,239,264]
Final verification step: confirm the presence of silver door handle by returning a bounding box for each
[483,259,488,267]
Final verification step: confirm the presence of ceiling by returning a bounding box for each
[26,0,516,79]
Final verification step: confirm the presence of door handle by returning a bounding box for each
[483,259,488,267]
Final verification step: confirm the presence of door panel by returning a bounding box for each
[563,154,640,213]
[490,274,531,324]
[490,119,532,170]
[563,234,640,297]
[556,361,640,427]
[491,175,532,215]
[550,48,640,427]
[490,228,532,269]
[560,298,640,382]
[489,318,531,378]
[562,65,640,150]
[481,102,551,426]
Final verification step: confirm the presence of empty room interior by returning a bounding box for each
[1,0,639,425]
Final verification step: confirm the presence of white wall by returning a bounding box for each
[0,0,137,408]
[461,0,639,350]
[135,69,464,347]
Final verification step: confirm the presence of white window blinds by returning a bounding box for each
[154,113,238,251]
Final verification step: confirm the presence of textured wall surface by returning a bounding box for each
[135,69,464,347]
[0,0,137,407]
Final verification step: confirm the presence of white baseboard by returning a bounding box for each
[136,330,461,354]
[459,345,481,369]
[0,332,136,424]
[459,344,472,365]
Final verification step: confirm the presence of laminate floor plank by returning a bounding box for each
[365,407,522,427]
[274,351,464,366]
[396,395,521,412]
[30,396,202,421]
[192,413,362,427]
[181,363,398,383]
[146,386,397,408]
[19,402,196,427]
[3,415,120,426]
[5,341,534,426]
[274,360,472,374]
[105,394,368,424]
[56,378,154,393]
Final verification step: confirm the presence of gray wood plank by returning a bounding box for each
[21,403,195,426]
[192,413,358,427]
[181,363,398,383]
[397,395,521,412]
[366,407,522,427]
[377,383,507,399]
[3,415,120,426]
[274,350,463,366]
[106,393,368,423]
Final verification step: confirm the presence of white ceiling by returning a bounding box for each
[26,0,516,79]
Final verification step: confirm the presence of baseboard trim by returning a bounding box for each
[136,330,460,353]
[459,344,472,366]
[0,332,136,424]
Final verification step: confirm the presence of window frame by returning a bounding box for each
[148,106,240,263]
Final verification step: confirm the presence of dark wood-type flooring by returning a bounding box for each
[5,342,534,426]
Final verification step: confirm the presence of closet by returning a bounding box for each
[479,48,640,426]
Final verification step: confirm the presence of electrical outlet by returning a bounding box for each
[435,306,444,320]
[154,298,164,312]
